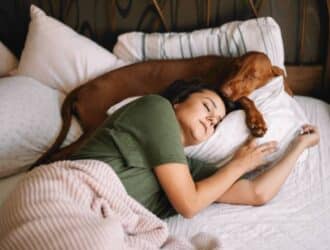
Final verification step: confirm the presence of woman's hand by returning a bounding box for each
[231,137,278,173]
[292,124,320,150]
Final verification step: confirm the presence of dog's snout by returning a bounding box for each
[220,85,233,98]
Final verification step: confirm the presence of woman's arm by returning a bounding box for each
[216,143,306,205]
[154,138,278,218]
[217,124,320,205]
[154,160,244,218]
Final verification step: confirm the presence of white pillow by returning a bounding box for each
[17,5,128,94]
[106,77,308,167]
[184,77,308,166]
[106,96,141,115]
[0,42,18,76]
[113,17,285,71]
[0,76,82,177]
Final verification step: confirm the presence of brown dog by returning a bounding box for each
[31,51,291,168]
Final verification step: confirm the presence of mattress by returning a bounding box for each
[0,96,329,250]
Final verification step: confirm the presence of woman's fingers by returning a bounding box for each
[298,124,320,147]
[257,141,278,153]
[301,124,312,134]
[233,138,278,172]
[301,124,318,135]
[260,145,278,154]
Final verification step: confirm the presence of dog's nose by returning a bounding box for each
[220,86,233,98]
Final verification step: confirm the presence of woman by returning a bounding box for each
[67,79,320,219]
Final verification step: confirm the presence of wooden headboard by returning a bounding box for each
[0,0,329,103]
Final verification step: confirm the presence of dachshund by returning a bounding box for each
[31,51,291,168]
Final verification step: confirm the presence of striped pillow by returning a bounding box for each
[113,17,285,71]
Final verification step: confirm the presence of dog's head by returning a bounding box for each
[219,51,284,101]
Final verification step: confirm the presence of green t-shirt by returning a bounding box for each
[70,95,218,218]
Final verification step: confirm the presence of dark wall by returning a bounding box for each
[0,0,327,65]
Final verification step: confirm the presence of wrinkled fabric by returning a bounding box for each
[0,160,221,250]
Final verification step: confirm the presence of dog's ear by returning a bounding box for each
[272,66,285,77]
[271,65,293,95]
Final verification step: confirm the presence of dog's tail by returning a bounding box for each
[29,92,77,169]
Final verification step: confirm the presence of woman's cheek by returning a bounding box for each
[204,129,214,141]
[193,128,206,143]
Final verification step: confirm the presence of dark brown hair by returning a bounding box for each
[160,79,232,112]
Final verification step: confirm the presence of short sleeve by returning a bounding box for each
[111,95,188,168]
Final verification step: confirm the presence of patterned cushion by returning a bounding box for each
[113,17,285,71]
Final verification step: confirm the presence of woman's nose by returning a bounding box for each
[206,116,216,127]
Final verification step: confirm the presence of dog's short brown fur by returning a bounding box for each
[32,51,291,168]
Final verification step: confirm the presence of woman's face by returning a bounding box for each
[174,89,226,146]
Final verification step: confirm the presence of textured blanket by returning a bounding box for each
[0,160,221,250]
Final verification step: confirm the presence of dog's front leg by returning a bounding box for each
[238,96,267,137]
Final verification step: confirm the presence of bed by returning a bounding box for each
[166,96,330,249]
[0,96,329,250]
[0,1,329,249]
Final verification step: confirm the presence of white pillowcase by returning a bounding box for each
[184,77,308,166]
[113,17,285,71]
[17,5,128,94]
[0,76,82,178]
[106,77,308,167]
[0,42,18,76]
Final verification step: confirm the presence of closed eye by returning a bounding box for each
[203,103,210,112]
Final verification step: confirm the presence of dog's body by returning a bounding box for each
[32,51,291,167]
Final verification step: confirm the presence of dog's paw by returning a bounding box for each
[246,112,267,137]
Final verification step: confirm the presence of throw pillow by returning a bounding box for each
[17,5,128,94]
[0,76,82,177]
[113,17,285,71]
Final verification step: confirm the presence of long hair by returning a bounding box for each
[160,79,232,111]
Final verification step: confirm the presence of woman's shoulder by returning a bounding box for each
[110,94,174,124]
[128,94,173,113]
[137,94,171,106]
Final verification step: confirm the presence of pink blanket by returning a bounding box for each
[0,160,221,250]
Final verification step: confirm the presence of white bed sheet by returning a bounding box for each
[0,96,329,250]
[165,96,330,250]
